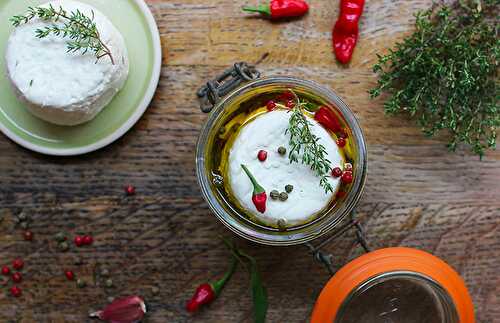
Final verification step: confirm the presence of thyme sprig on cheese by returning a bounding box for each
[11,5,114,64]
[285,90,333,194]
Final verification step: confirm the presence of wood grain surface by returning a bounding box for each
[0,0,499,322]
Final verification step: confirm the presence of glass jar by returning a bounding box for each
[196,75,367,246]
[311,248,475,323]
[335,272,459,323]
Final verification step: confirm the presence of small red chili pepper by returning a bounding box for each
[186,258,237,313]
[286,100,295,109]
[314,107,342,133]
[332,0,365,64]
[186,283,215,313]
[243,0,309,19]
[241,165,267,213]
[337,138,347,148]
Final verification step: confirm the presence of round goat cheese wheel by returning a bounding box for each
[228,110,344,227]
[5,0,129,126]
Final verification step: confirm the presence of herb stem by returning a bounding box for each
[11,5,114,64]
[286,90,333,193]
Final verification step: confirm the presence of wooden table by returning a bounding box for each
[0,0,498,322]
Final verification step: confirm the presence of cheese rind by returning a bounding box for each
[5,0,129,126]
[228,110,344,227]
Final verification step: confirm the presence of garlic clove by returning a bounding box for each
[89,296,146,322]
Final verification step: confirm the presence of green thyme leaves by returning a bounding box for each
[11,5,114,64]
[286,91,333,193]
[370,0,499,157]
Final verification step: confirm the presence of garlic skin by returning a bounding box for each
[89,296,146,323]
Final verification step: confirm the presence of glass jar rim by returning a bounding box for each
[196,76,368,246]
[335,271,460,323]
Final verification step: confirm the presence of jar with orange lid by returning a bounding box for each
[195,63,475,323]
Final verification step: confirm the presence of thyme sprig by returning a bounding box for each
[10,5,114,64]
[370,0,499,157]
[285,91,333,194]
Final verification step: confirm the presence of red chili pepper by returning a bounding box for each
[186,258,237,313]
[332,0,365,64]
[243,0,309,19]
[314,107,342,133]
[241,165,267,213]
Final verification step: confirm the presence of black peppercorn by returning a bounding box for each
[278,146,287,156]
[279,192,288,201]
[285,184,293,193]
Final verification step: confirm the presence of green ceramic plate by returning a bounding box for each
[0,0,161,155]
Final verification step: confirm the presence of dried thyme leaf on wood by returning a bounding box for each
[370,0,499,157]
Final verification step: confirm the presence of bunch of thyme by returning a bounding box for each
[286,91,333,194]
[370,0,499,157]
[11,5,114,64]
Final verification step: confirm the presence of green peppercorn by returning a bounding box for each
[100,268,110,277]
[270,190,280,200]
[105,279,113,288]
[277,218,287,231]
[17,213,27,221]
[279,192,288,201]
[77,279,87,288]
[20,221,29,230]
[285,184,293,193]
[59,241,69,252]
[107,297,115,303]
[151,286,160,295]
[278,146,287,156]
[55,232,66,242]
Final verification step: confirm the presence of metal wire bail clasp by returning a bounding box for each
[197,62,261,113]
[305,213,371,275]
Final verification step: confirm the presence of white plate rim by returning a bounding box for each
[0,0,162,156]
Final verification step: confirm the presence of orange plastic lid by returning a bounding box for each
[311,247,474,323]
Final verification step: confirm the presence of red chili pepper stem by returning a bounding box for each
[241,165,265,194]
[241,164,267,213]
[211,257,237,296]
[242,4,271,16]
